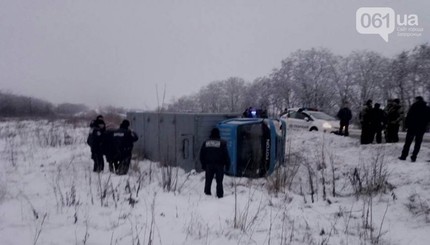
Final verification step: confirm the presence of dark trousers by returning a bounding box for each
[339,121,349,136]
[373,128,383,144]
[385,124,399,143]
[117,155,131,175]
[92,153,104,172]
[361,125,374,144]
[204,167,224,198]
[107,150,132,175]
[401,130,425,160]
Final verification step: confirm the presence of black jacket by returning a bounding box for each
[87,126,105,154]
[103,127,138,162]
[337,107,352,123]
[359,105,373,126]
[405,100,430,132]
[386,104,403,125]
[199,138,230,170]
[113,128,138,153]
[371,108,386,130]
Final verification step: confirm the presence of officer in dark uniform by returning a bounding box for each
[371,103,386,144]
[199,128,231,198]
[103,129,116,173]
[111,120,138,175]
[359,100,374,144]
[337,101,352,136]
[87,116,106,172]
[385,98,403,143]
[399,96,430,162]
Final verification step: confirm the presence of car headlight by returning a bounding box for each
[323,122,332,129]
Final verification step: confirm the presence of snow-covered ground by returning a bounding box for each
[0,120,429,245]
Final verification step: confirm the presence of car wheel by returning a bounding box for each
[310,127,318,131]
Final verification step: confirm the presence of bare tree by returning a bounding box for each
[243,77,273,112]
[165,44,430,117]
[222,77,246,113]
[270,60,296,113]
[278,48,338,113]
[167,95,200,112]
[0,91,55,118]
[409,44,430,103]
[332,56,357,108]
[347,51,390,107]
[390,51,410,107]
[198,81,225,113]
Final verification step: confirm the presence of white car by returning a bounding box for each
[280,108,339,133]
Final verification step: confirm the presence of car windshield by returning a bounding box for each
[308,111,336,120]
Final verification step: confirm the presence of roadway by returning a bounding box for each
[347,129,430,143]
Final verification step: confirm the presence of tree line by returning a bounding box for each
[1,91,58,118]
[166,44,430,120]
[0,91,125,120]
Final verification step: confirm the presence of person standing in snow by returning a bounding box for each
[199,128,230,198]
[385,98,403,143]
[110,120,138,175]
[359,100,374,144]
[87,115,106,172]
[399,96,430,162]
[370,103,386,144]
[337,101,352,136]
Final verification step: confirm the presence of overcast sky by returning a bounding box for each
[1,0,429,110]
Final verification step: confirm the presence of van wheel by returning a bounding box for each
[310,127,318,131]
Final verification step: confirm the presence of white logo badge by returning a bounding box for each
[356,7,422,42]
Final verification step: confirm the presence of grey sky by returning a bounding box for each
[1,0,429,110]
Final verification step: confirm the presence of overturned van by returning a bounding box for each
[127,112,286,177]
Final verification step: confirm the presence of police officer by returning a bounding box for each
[199,128,230,198]
[359,100,374,144]
[112,120,138,175]
[385,98,403,143]
[103,129,116,173]
[371,103,386,144]
[337,101,352,136]
[399,96,430,162]
[87,116,106,172]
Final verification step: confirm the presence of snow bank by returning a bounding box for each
[0,120,429,245]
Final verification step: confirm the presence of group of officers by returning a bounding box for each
[356,96,430,162]
[85,114,229,197]
[358,98,404,144]
[87,115,138,175]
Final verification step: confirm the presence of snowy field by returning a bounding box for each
[0,120,430,245]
